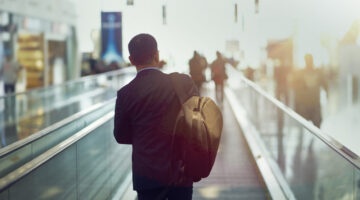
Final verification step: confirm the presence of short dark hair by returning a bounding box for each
[128,33,158,66]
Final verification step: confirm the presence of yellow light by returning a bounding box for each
[198,185,222,199]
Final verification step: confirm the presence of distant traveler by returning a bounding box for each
[274,61,291,105]
[113,33,198,200]
[1,54,20,94]
[290,54,328,128]
[210,51,228,104]
[188,51,207,93]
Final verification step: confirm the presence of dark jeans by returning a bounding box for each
[4,84,15,94]
[137,186,193,200]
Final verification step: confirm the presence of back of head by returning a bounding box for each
[216,51,222,58]
[128,33,158,66]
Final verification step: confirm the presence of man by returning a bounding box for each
[274,61,291,105]
[188,51,207,93]
[2,54,19,94]
[113,33,198,200]
[210,51,227,104]
[290,54,328,128]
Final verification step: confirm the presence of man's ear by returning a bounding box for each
[129,56,136,66]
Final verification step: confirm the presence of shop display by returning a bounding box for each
[17,33,44,89]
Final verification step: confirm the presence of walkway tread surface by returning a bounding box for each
[193,85,268,200]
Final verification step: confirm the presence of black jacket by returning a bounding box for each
[114,68,198,190]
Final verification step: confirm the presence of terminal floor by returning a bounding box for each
[192,86,268,200]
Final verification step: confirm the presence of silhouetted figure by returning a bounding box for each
[88,55,97,74]
[113,33,198,200]
[1,54,20,94]
[108,61,120,71]
[243,66,255,81]
[210,51,228,104]
[189,51,207,93]
[290,54,328,128]
[158,60,167,69]
[274,62,291,105]
[95,59,106,73]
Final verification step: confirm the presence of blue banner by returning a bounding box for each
[101,12,124,65]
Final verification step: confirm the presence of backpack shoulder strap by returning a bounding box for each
[169,72,191,104]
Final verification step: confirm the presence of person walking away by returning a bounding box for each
[274,61,291,105]
[243,66,255,81]
[1,54,19,94]
[210,51,227,105]
[290,54,328,128]
[1,54,20,122]
[113,33,199,200]
[188,51,207,93]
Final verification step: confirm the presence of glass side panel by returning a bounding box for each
[0,144,32,177]
[227,66,360,199]
[356,170,360,200]
[8,146,77,199]
[1,117,132,200]
[77,122,111,199]
[0,190,8,200]
[0,103,115,177]
[107,121,132,191]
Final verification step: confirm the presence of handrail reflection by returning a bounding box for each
[0,98,115,158]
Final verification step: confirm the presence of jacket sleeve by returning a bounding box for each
[113,92,132,144]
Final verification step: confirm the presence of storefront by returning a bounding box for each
[0,0,78,91]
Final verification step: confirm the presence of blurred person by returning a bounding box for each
[94,59,106,73]
[243,66,255,81]
[1,54,20,123]
[274,61,291,105]
[108,61,120,71]
[188,51,207,93]
[290,54,328,128]
[1,54,20,94]
[88,54,98,74]
[158,59,167,69]
[210,51,228,104]
[113,33,198,200]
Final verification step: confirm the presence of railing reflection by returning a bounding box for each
[0,67,137,148]
[227,66,360,200]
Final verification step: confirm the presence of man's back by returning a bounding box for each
[114,69,197,189]
[114,33,197,200]
[211,58,227,84]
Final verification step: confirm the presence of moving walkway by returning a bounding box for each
[0,67,359,199]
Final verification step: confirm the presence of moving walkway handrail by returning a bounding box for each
[235,71,360,169]
[0,67,136,99]
[0,98,115,158]
[0,111,115,191]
